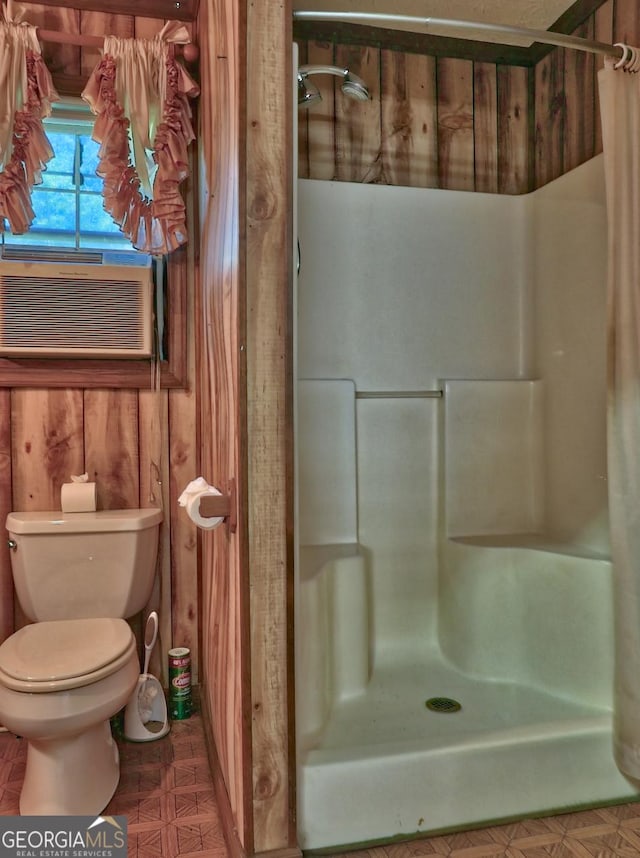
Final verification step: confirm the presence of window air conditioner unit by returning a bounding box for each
[0,259,154,358]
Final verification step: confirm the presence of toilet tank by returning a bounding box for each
[5,509,162,622]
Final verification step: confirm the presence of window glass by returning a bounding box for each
[2,105,131,252]
[79,135,104,192]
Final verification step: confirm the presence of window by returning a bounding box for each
[3,100,131,254]
[0,99,188,389]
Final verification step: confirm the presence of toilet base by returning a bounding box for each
[20,720,120,815]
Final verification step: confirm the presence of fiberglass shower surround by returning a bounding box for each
[293,9,640,850]
[294,156,627,850]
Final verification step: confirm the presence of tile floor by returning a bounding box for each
[2,711,640,857]
[0,702,229,858]
[326,804,640,858]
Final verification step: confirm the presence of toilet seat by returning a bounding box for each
[0,618,136,693]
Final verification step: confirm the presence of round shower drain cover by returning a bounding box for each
[425,697,462,713]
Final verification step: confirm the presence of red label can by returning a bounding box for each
[168,647,192,720]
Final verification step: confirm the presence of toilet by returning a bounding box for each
[0,508,162,815]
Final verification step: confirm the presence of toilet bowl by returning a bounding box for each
[0,507,162,815]
[0,618,140,815]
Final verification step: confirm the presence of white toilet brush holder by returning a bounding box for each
[123,612,169,742]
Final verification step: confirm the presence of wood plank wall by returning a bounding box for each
[296,0,635,195]
[0,5,199,685]
[197,0,297,855]
[197,0,251,852]
[246,1,296,853]
[297,40,531,194]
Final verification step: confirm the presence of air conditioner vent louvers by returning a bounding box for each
[0,262,153,358]
[1,248,104,264]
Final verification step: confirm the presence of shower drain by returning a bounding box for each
[425,697,462,713]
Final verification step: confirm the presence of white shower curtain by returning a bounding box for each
[599,56,640,782]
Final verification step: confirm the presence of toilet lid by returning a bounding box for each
[0,618,133,684]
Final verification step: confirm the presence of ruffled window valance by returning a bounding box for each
[82,22,200,255]
[0,8,199,256]
[0,4,58,235]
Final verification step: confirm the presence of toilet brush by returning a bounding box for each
[123,611,170,741]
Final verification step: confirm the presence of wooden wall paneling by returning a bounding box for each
[247,0,297,850]
[79,11,134,76]
[0,392,13,645]
[134,15,165,40]
[197,0,251,850]
[166,395,198,677]
[497,65,531,195]
[436,57,475,191]
[306,40,337,181]
[20,0,198,23]
[199,135,246,858]
[83,391,139,509]
[138,388,166,515]
[23,4,81,77]
[296,41,310,180]
[473,62,498,193]
[139,387,172,684]
[534,47,566,189]
[594,0,614,155]
[380,50,438,188]
[168,246,198,680]
[136,10,184,686]
[83,390,142,648]
[335,44,382,183]
[614,0,640,45]
[563,19,596,173]
[10,390,84,511]
[10,390,84,630]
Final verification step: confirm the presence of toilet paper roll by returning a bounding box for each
[183,489,225,530]
[60,481,97,513]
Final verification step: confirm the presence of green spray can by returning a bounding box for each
[168,647,192,719]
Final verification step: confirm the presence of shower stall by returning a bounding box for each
[293,144,637,847]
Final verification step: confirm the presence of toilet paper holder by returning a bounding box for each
[198,479,237,532]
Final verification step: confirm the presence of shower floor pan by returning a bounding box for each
[297,648,638,851]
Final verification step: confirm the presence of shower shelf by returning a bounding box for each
[450,533,610,562]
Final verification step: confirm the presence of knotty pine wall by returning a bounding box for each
[0,5,199,683]
[196,0,250,850]
[298,40,531,193]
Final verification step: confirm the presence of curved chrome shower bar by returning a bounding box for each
[293,11,622,58]
[297,64,370,109]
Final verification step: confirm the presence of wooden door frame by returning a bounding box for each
[197,0,298,855]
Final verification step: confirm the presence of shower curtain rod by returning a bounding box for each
[31,27,198,60]
[292,11,623,59]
